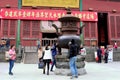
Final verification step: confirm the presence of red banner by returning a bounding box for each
[0,10,1,18]
[0,9,98,21]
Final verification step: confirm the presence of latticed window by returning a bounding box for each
[110,16,115,38]
[10,20,16,36]
[91,22,96,38]
[3,20,9,36]
[84,22,90,38]
[116,16,120,38]
[32,21,40,37]
[23,21,30,37]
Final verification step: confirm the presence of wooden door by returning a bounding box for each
[108,13,120,46]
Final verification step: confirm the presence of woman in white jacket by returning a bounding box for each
[42,44,52,75]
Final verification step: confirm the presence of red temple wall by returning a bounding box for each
[0,0,120,46]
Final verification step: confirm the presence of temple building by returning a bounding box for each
[0,0,120,47]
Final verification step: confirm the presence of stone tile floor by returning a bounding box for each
[0,61,120,80]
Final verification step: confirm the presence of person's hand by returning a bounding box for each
[68,41,71,45]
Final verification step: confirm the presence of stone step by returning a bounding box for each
[56,55,85,62]
[23,52,38,64]
[56,61,85,69]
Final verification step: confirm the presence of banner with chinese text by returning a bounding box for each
[0,9,98,21]
[22,0,79,8]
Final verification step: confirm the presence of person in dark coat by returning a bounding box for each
[104,48,109,63]
[50,43,57,71]
[68,39,78,79]
[97,46,102,63]
[6,38,10,49]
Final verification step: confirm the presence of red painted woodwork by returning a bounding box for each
[116,16,120,38]
[108,13,120,46]
[32,21,40,37]
[1,19,17,38]
[91,22,96,38]
[21,20,40,38]
[20,20,41,46]
[0,0,120,46]
[0,0,18,8]
[84,22,90,38]
[0,19,1,38]
[0,19,17,45]
[84,22,98,46]
[83,0,120,12]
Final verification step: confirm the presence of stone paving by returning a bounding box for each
[0,61,120,80]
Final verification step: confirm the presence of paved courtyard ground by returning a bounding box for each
[0,61,120,80]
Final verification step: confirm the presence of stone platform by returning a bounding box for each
[54,54,87,76]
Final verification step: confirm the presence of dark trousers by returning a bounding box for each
[98,55,101,63]
[9,59,15,74]
[104,57,108,63]
[50,56,56,71]
[6,44,10,49]
[43,59,51,75]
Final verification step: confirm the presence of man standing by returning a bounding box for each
[68,39,78,79]
[97,46,102,63]
[104,48,108,63]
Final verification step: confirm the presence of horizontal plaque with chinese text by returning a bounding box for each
[22,0,79,8]
[0,9,98,21]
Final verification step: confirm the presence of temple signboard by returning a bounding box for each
[22,0,79,8]
[0,9,98,21]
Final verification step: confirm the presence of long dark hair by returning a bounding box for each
[10,44,15,49]
[45,44,49,50]
[71,39,75,44]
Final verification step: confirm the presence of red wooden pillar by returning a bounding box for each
[0,19,1,38]
[30,21,32,38]
[108,13,111,45]
[95,22,98,46]
[8,20,10,37]
[1,19,3,38]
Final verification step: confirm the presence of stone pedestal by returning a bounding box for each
[54,54,87,76]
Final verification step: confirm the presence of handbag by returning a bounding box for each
[5,51,11,60]
[38,60,44,69]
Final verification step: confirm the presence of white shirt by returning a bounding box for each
[43,49,52,60]
[80,48,86,56]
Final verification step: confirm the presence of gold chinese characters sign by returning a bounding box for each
[0,9,98,21]
[22,0,79,8]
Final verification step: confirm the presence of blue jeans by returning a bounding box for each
[9,59,15,74]
[37,44,40,51]
[50,56,56,71]
[6,44,10,49]
[69,56,78,77]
